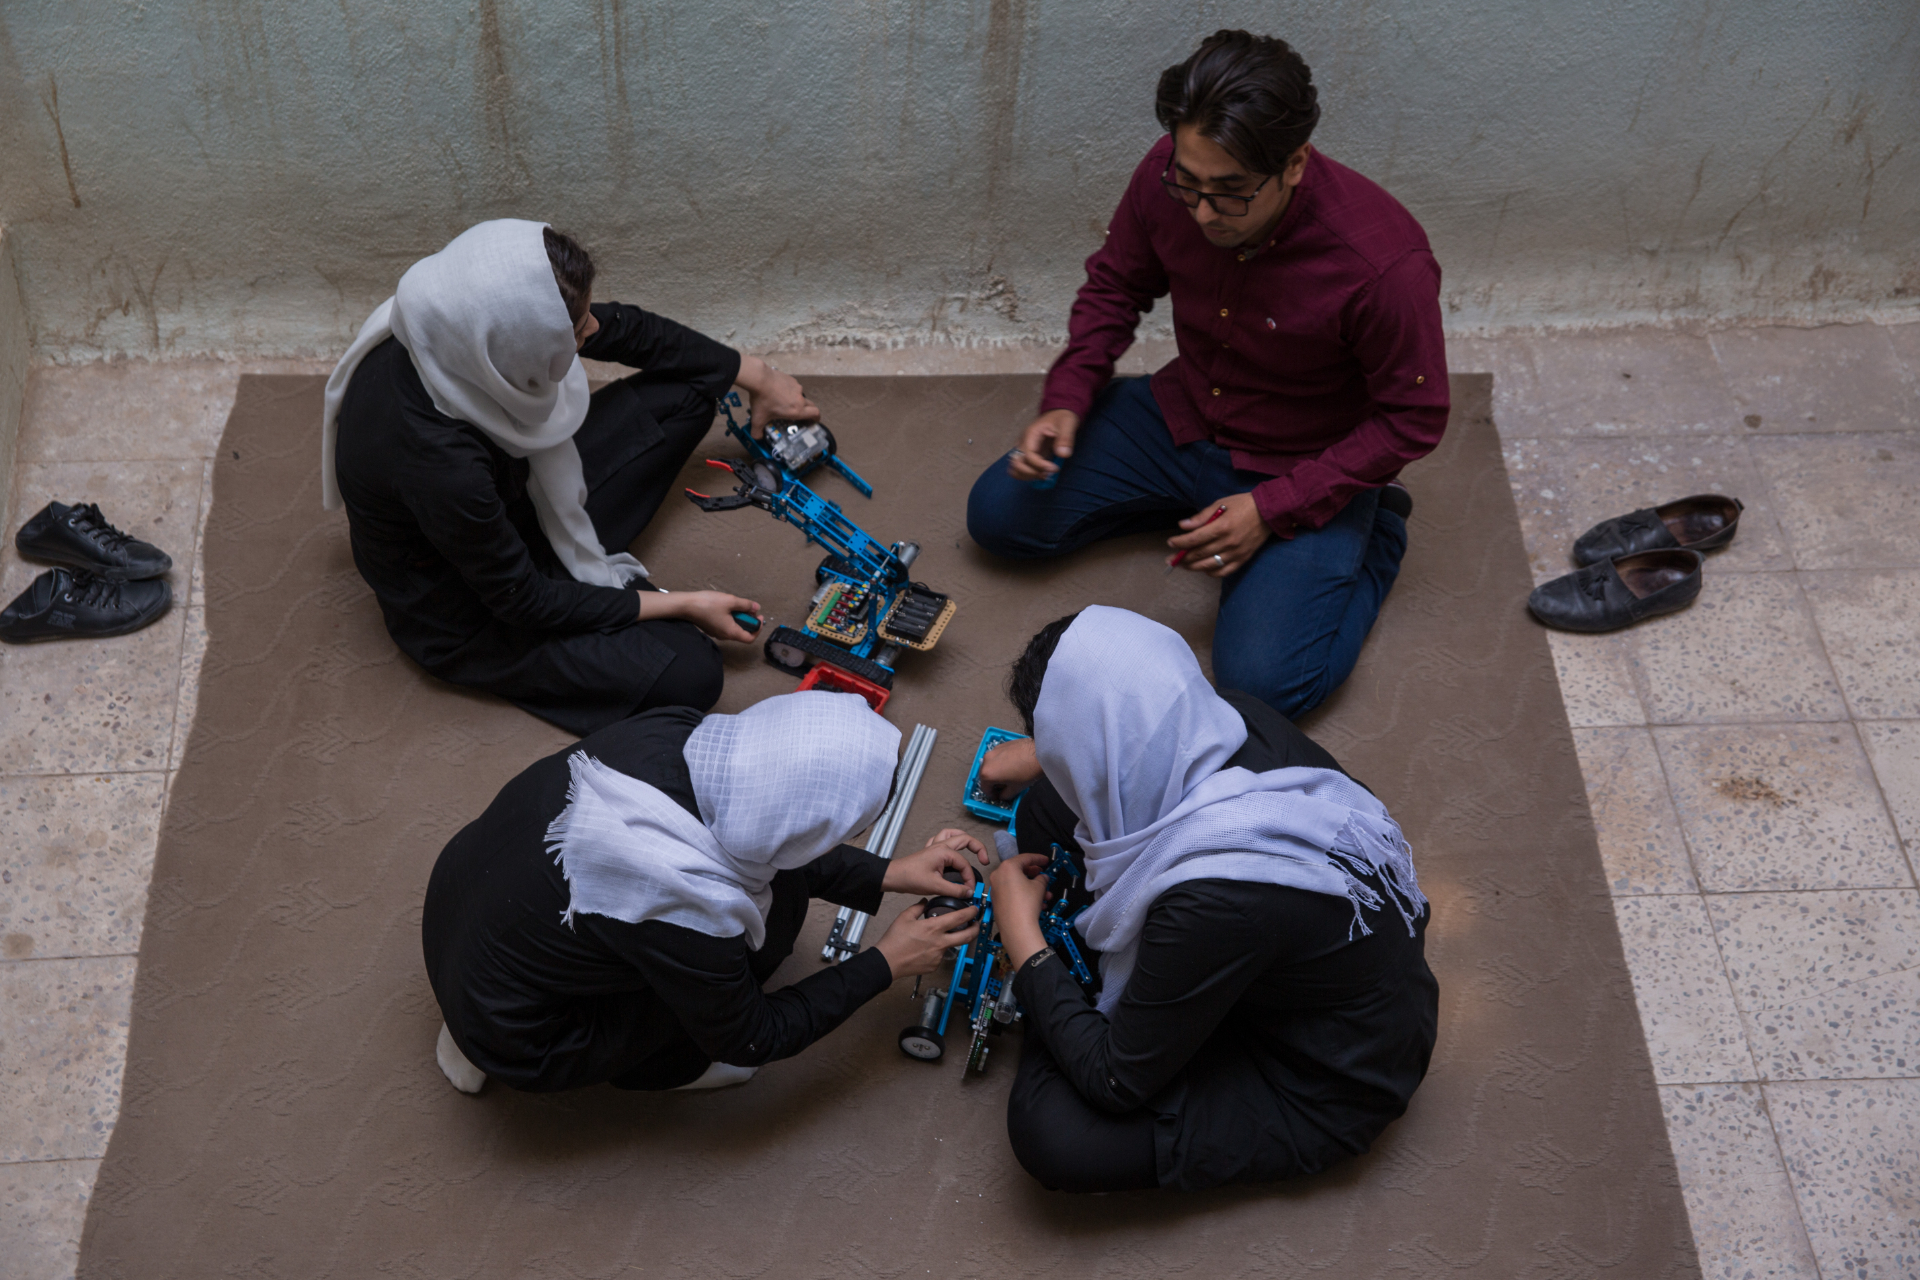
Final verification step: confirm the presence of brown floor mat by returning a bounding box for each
[79,374,1699,1278]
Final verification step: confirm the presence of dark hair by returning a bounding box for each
[543,226,595,325]
[1154,30,1320,174]
[1007,613,1081,736]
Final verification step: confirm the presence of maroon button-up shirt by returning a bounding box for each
[1041,137,1449,534]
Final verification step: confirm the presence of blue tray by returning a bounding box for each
[963,727,1030,823]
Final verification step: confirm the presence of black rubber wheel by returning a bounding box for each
[899,1027,945,1061]
[759,625,895,688]
[764,626,811,677]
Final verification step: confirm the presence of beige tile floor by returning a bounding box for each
[3,327,1918,1278]
[1460,320,1920,1279]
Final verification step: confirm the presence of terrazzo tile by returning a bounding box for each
[1801,572,1920,721]
[1572,727,1696,893]
[1859,721,1920,857]
[1707,889,1920,1081]
[1709,324,1918,434]
[169,606,207,770]
[1611,896,1754,1082]
[1480,329,1742,437]
[15,358,324,464]
[1502,435,1790,584]
[0,604,185,776]
[1545,629,1645,727]
[0,1157,98,1280]
[1654,725,1910,892]
[1765,1079,1920,1279]
[0,955,136,1161]
[0,773,164,961]
[1659,1084,1820,1280]
[1749,433,1920,570]
[1628,573,1847,725]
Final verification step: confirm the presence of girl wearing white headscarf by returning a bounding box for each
[324,219,816,735]
[422,691,985,1095]
[983,606,1438,1191]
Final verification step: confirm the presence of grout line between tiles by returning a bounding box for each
[1755,1082,1834,1280]
[0,951,139,965]
[1643,725,1766,1081]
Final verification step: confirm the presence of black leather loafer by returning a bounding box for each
[15,500,173,581]
[1527,549,1702,633]
[1571,494,1743,566]
[0,567,173,643]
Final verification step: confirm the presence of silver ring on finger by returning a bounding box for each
[1212,553,1224,567]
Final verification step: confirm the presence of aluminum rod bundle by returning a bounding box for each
[821,722,937,962]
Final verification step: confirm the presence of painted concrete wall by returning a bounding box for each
[1,0,1916,362]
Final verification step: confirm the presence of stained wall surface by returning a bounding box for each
[1,0,1916,361]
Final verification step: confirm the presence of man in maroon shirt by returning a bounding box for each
[967,30,1448,718]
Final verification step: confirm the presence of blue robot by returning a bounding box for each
[896,845,1096,1075]
[684,394,956,690]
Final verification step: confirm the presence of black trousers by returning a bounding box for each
[579,375,718,554]
[473,376,724,736]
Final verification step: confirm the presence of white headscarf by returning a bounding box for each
[1036,607,1426,1013]
[319,218,646,588]
[543,692,900,949]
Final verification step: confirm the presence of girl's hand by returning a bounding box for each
[977,738,1041,799]
[640,590,762,642]
[883,829,990,897]
[735,355,821,430]
[874,903,980,979]
[987,852,1052,924]
[988,853,1053,968]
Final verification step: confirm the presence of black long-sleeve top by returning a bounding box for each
[334,303,741,670]
[1012,691,1438,1183]
[422,706,894,1092]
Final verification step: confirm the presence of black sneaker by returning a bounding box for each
[15,500,173,581]
[0,568,173,643]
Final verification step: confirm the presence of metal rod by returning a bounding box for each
[822,723,937,962]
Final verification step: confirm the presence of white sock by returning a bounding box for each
[436,1023,487,1094]
[673,1061,758,1091]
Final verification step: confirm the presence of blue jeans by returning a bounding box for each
[966,377,1407,719]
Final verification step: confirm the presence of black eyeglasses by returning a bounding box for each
[1159,163,1273,217]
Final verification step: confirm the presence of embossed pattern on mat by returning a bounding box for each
[80,374,1699,1278]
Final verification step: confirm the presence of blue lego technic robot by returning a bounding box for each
[684,393,957,689]
[897,844,1097,1075]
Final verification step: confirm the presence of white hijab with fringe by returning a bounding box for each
[319,218,645,588]
[544,692,900,950]
[1035,606,1427,1014]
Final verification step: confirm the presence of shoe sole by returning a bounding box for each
[14,546,173,583]
[1526,589,1699,633]
[0,599,173,644]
